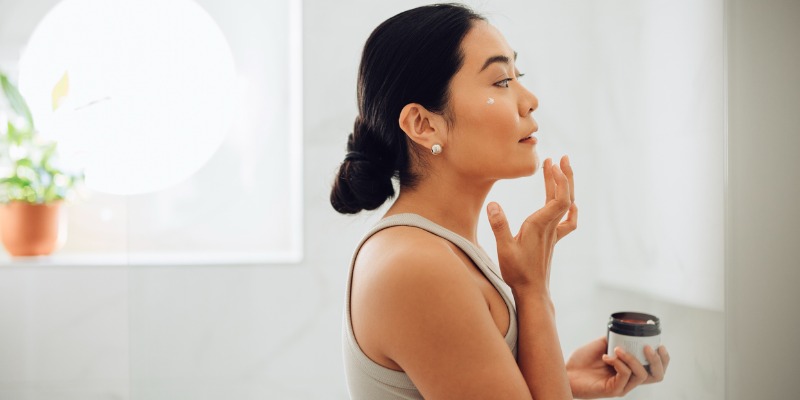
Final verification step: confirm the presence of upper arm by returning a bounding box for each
[351,229,533,400]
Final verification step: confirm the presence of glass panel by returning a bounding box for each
[2,0,302,264]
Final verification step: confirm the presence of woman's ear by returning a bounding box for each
[398,103,446,150]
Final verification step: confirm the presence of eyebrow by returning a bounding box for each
[479,51,518,72]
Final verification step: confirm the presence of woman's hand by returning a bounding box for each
[566,336,671,398]
[487,156,578,293]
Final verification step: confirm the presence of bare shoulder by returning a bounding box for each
[350,226,531,399]
[355,225,459,282]
[352,226,472,318]
[350,225,476,366]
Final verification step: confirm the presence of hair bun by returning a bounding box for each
[330,125,396,214]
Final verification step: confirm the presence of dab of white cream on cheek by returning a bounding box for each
[486,97,495,105]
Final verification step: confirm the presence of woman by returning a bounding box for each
[331,4,669,399]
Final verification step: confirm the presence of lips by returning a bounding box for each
[518,134,537,144]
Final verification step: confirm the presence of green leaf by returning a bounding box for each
[15,164,39,188]
[0,72,34,130]
[7,121,20,145]
[5,121,33,146]
[0,176,29,187]
[0,175,32,187]
[41,142,57,167]
[5,121,12,142]
[15,157,35,169]
[21,185,37,203]
[43,181,58,203]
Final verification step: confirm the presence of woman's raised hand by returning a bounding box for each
[486,156,578,293]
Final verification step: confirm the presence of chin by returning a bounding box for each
[509,159,539,178]
[497,152,539,178]
[525,154,541,176]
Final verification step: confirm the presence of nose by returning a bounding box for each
[518,84,538,117]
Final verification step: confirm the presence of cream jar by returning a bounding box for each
[607,312,661,368]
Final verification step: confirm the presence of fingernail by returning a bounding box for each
[487,203,499,217]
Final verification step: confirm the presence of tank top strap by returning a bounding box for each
[368,214,505,280]
[349,213,518,350]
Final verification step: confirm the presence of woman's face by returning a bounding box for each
[442,21,540,181]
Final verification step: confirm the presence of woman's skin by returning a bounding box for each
[350,20,669,399]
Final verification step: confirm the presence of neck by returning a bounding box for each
[386,171,495,244]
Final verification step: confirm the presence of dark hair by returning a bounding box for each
[330,3,485,214]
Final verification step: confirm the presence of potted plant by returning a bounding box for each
[0,71,83,257]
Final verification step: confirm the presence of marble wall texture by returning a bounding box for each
[0,0,730,399]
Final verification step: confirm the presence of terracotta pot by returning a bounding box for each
[0,201,62,257]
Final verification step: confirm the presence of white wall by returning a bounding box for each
[0,1,730,399]
[726,0,800,399]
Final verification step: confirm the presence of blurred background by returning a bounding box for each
[0,0,797,399]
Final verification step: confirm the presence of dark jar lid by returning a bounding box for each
[608,311,661,337]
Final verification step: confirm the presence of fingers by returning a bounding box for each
[529,158,572,230]
[550,163,571,216]
[553,163,569,203]
[659,345,671,370]
[601,352,632,396]
[560,155,575,203]
[644,346,664,382]
[556,202,578,241]
[602,347,650,397]
[543,158,555,202]
[546,156,577,242]
[487,202,513,248]
[538,156,574,219]
[644,345,670,383]
[614,347,649,394]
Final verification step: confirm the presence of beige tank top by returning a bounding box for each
[343,213,519,399]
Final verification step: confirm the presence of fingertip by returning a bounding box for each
[552,163,566,179]
[486,202,512,240]
[487,202,500,217]
[659,346,671,365]
[562,158,573,174]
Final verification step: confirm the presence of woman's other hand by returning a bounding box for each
[566,336,671,398]
[487,156,577,293]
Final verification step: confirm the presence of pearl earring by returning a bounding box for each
[431,144,442,155]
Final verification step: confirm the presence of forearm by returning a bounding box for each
[513,288,573,400]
